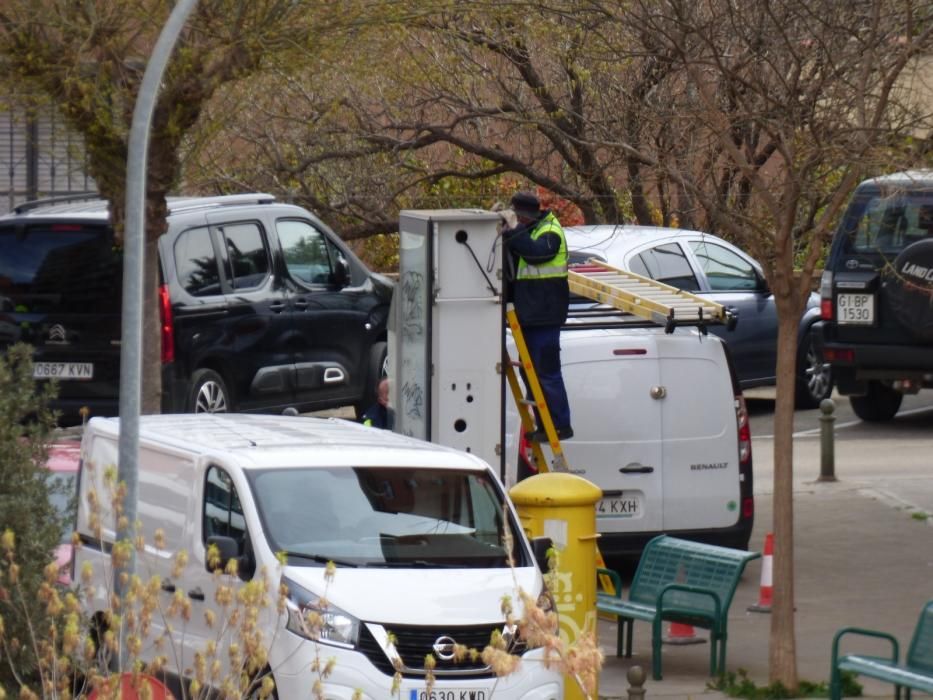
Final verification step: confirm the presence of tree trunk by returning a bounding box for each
[769,309,800,688]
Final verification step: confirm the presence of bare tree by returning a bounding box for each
[0,0,329,411]
[620,0,933,687]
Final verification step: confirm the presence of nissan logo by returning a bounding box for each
[432,635,457,661]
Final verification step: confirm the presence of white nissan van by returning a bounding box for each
[506,324,754,569]
[73,414,562,699]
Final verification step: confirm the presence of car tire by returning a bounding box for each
[187,369,231,414]
[885,239,933,340]
[849,381,903,422]
[354,341,388,419]
[795,331,833,409]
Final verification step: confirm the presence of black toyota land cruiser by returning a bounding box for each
[817,170,933,421]
[0,194,393,425]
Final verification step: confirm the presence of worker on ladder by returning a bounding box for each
[500,191,574,442]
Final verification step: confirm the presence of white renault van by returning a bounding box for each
[73,413,562,699]
[506,324,754,568]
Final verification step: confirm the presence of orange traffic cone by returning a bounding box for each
[662,621,705,645]
[748,532,774,613]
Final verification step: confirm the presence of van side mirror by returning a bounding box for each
[206,535,253,580]
[531,536,553,573]
[332,256,350,288]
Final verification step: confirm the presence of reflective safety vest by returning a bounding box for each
[515,212,568,280]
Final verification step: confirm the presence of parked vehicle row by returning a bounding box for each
[0,194,393,426]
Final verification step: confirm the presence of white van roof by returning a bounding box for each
[84,414,489,471]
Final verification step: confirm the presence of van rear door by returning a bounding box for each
[0,222,121,420]
[657,336,741,530]
[560,331,664,534]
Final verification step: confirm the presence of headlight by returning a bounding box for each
[282,576,360,648]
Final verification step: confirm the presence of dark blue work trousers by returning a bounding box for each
[522,325,572,430]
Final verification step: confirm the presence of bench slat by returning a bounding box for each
[830,600,933,700]
[838,655,933,693]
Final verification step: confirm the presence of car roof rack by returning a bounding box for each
[13,192,102,214]
[167,193,276,213]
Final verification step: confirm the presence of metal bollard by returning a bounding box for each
[818,398,837,482]
[627,665,647,700]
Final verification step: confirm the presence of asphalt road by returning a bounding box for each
[745,386,933,519]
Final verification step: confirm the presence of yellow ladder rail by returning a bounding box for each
[504,304,569,473]
[505,304,616,594]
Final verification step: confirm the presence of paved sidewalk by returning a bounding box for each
[595,441,933,699]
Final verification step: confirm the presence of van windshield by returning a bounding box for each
[248,466,527,568]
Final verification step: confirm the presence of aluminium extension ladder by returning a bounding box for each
[568,259,736,332]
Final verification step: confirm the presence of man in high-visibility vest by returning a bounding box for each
[502,191,573,442]
[361,378,392,429]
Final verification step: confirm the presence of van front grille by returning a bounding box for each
[357,622,526,679]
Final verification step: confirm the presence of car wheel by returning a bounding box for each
[849,381,903,422]
[354,341,388,419]
[187,369,231,414]
[795,331,833,409]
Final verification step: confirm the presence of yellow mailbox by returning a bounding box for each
[510,472,603,700]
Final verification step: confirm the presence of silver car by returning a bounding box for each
[565,224,832,408]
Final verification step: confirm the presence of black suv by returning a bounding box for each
[817,170,933,421]
[0,194,393,425]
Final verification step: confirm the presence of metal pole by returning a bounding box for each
[115,0,199,668]
[818,398,837,482]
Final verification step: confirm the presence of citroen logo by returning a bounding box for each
[432,635,457,661]
[48,324,67,344]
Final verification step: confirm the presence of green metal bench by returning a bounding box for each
[830,599,933,700]
[597,535,760,681]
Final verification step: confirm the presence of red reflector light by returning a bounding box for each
[824,348,855,363]
[820,299,833,320]
[742,497,754,519]
[159,284,175,364]
[613,348,647,356]
[49,224,84,232]
[518,431,537,475]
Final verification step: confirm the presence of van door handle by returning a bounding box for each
[269,301,286,313]
[619,463,654,474]
[161,580,176,593]
[188,588,205,601]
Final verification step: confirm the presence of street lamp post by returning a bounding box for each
[114,0,199,668]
